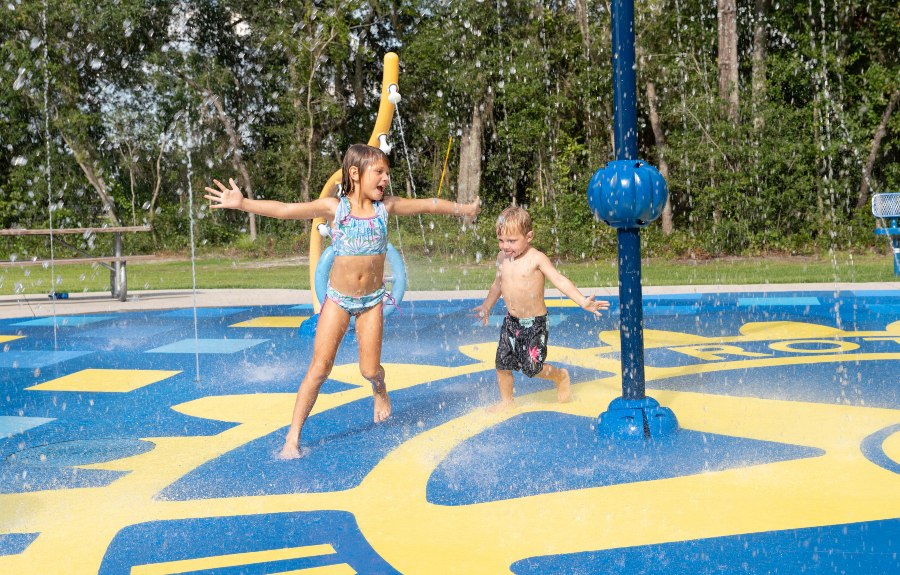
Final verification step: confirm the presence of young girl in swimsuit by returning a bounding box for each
[205,144,479,459]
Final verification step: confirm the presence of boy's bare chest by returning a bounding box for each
[499,257,541,283]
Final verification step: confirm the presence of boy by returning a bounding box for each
[473,206,609,412]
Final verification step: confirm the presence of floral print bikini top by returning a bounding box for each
[331,196,388,256]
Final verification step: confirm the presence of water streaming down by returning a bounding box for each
[391,107,429,251]
[181,119,202,383]
[40,0,59,348]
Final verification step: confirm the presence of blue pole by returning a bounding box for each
[591,0,677,438]
[611,0,638,160]
[611,0,646,400]
[617,228,645,398]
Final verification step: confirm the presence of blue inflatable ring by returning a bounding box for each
[314,244,407,317]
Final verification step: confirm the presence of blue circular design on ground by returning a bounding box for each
[860,424,900,475]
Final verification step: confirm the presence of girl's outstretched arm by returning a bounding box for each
[204,178,337,220]
[384,196,480,218]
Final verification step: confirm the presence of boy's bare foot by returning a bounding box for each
[487,400,516,413]
[277,442,304,460]
[373,386,391,423]
[556,368,572,403]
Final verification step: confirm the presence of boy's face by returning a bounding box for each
[497,228,533,259]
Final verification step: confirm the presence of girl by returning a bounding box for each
[204,144,480,459]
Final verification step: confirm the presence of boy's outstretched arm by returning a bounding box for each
[384,196,480,218]
[472,256,502,325]
[205,178,337,220]
[537,252,610,316]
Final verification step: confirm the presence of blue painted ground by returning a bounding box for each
[1,289,898,573]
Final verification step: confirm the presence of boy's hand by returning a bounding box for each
[204,178,245,210]
[582,295,610,317]
[472,303,490,325]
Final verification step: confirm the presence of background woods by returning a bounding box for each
[2,0,898,262]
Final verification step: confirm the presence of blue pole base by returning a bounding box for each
[298,314,319,337]
[596,396,679,440]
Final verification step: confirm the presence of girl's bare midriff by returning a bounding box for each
[330,253,386,295]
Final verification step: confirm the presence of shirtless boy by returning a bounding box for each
[473,206,609,411]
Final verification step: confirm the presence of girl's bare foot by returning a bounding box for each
[556,368,572,403]
[277,442,304,460]
[487,400,516,413]
[373,386,391,423]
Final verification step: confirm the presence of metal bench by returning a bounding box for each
[0,225,153,301]
[872,193,900,276]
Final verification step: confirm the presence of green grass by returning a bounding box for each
[1,251,896,297]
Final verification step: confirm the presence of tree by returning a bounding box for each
[717,0,738,122]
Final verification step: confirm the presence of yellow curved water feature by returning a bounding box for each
[308,52,400,312]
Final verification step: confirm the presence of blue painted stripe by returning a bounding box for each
[12,315,115,327]
[643,305,699,316]
[162,308,250,318]
[738,297,821,307]
[0,416,54,437]
[860,424,900,475]
[643,294,704,301]
[147,338,268,354]
[70,324,175,339]
[852,290,900,297]
[0,350,92,368]
[512,519,900,575]
[0,533,38,556]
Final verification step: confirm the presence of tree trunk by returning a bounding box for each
[208,90,257,241]
[717,0,739,122]
[120,142,137,225]
[149,146,163,224]
[646,81,673,235]
[575,0,591,58]
[751,0,768,129]
[458,96,491,217]
[60,132,120,226]
[857,90,899,209]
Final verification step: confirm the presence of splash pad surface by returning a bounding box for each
[1,288,899,574]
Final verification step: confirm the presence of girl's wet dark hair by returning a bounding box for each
[340,144,390,197]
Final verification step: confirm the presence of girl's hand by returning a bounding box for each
[582,295,610,317]
[463,197,482,218]
[204,178,245,210]
[472,303,490,325]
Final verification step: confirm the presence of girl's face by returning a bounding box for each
[350,160,390,201]
[497,228,533,259]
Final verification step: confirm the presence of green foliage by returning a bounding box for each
[1,0,897,261]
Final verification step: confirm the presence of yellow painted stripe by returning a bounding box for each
[273,565,356,575]
[0,335,25,343]
[545,299,577,307]
[28,368,181,393]
[230,316,309,328]
[130,544,336,575]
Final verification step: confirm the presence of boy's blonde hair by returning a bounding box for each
[496,205,532,236]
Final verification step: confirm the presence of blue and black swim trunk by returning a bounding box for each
[495,313,549,378]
